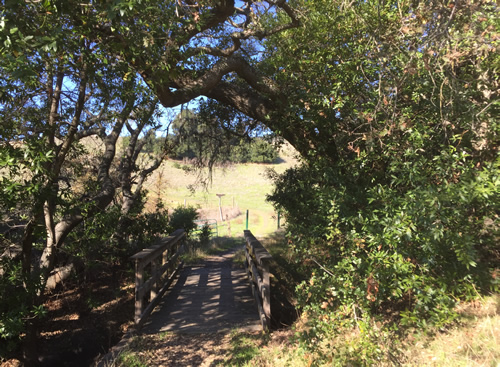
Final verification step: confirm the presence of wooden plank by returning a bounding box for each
[249,258,264,293]
[262,261,271,320]
[131,232,184,266]
[244,230,272,331]
[137,251,182,298]
[244,231,272,265]
[136,261,184,329]
[131,229,186,325]
[249,272,269,331]
[130,229,184,263]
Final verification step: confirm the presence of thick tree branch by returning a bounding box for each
[155,54,279,107]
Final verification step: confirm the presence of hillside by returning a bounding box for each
[142,144,299,238]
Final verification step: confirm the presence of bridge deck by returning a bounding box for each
[141,246,261,334]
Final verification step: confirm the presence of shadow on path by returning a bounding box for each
[141,245,261,334]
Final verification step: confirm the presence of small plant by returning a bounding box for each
[117,351,147,367]
[198,223,211,246]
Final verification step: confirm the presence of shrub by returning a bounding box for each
[168,206,199,238]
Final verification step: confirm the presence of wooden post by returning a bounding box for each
[262,261,271,322]
[151,257,158,300]
[134,261,144,324]
[216,193,225,221]
[162,248,169,281]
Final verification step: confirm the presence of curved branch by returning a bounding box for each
[156,54,279,107]
[173,0,236,46]
[183,37,241,58]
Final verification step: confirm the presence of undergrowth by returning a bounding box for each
[245,293,499,367]
[247,234,500,366]
[107,233,500,366]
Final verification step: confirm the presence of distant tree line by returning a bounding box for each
[134,109,279,164]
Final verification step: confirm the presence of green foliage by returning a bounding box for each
[168,206,199,237]
[266,0,500,356]
[230,138,279,164]
[67,201,171,265]
[117,350,148,367]
[297,308,401,366]
[1,2,167,358]
[0,256,46,355]
[198,224,212,246]
[168,108,278,164]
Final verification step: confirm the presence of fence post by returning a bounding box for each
[246,209,249,230]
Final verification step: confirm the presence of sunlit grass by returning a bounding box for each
[143,148,297,238]
[400,295,500,366]
[222,330,267,366]
[181,236,245,264]
[243,296,500,367]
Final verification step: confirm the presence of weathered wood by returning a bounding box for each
[137,251,183,298]
[243,230,272,330]
[134,262,144,324]
[130,229,184,263]
[131,229,186,326]
[245,246,269,331]
[262,261,270,319]
[136,260,184,329]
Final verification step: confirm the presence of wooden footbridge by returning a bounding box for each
[97,229,274,366]
[130,229,273,334]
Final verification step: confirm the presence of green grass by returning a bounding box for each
[144,148,297,238]
[223,330,268,366]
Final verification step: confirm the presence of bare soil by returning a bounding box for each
[2,266,135,367]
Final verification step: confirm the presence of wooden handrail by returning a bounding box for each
[243,230,273,331]
[130,229,186,328]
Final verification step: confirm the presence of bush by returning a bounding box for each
[267,1,499,352]
[168,206,199,237]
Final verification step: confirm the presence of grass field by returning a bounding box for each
[143,147,298,239]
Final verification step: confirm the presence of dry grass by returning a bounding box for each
[227,295,500,367]
[400,295,500,366]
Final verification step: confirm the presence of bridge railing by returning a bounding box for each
[243,230,273,331]
[130,229,186,328]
